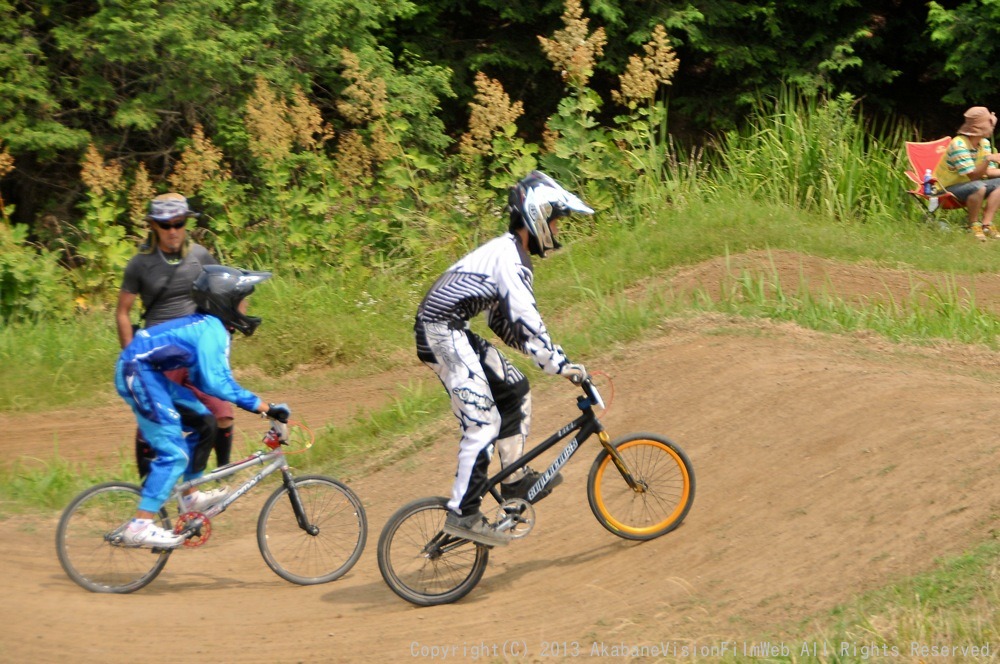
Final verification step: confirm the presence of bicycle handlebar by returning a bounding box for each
[581,378,605,410]
[262,420,290,449]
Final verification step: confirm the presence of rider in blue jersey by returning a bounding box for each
[116,265,291,548]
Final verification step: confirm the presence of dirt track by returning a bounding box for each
[3,251,1000,663]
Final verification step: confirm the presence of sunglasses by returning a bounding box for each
[154,219,187,230]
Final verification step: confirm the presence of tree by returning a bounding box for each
[928,0,1000,110]
[0,0,438,222]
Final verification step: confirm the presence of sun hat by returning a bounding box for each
[958,106,997,136]
[147,193,200,221]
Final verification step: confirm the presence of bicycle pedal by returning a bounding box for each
[494,499,535,540]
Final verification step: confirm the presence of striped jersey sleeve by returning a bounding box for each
[416,233,570,374]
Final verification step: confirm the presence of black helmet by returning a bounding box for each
[507,170,594,256]
[191,265,272,336]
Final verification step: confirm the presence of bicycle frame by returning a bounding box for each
[170,447,314,536]
[483,380,639,506]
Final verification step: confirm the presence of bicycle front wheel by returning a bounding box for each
[587,433,695,541]
[55,481,172,593]
[377,496,489,606]
[257,475,367,585]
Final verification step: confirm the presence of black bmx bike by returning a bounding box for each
[377,377,695,606]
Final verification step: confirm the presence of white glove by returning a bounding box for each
[560,362,588,385]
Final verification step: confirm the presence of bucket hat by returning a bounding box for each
[958,106,997,136]
[148,193,200,221]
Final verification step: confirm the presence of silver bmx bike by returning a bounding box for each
[56,418,367,593]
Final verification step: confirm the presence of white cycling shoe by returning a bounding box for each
[179,487,230,513]
[122,520,185,549]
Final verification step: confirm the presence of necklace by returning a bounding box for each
[158,247,182,265]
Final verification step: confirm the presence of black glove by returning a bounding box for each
[264,402,291,423]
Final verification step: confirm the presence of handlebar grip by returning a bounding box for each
[581,378,605,410]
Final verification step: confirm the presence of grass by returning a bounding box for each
[721,540,1000,663]
[0,452,132,513]
[692,262,1000,348]
[4,194,999,413]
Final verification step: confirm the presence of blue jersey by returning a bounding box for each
[119,313,260,413]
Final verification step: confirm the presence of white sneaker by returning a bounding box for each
[122,520,185,549]
[179,487,230,513]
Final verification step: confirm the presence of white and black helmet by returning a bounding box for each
[191,265,272,336]
[508,170,594,256]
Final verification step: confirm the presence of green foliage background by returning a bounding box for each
[0,0,997,338]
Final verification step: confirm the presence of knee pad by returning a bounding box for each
[497,390,531,440]
[495,435,525,470]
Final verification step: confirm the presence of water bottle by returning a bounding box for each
[923,169,933,195]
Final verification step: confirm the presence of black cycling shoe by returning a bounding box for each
[500,467,563,504]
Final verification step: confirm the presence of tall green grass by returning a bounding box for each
[0,314,119,410]
[714,87,915,225]
[0,268,428,412]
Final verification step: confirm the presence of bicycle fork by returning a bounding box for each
[282,468,320,536]
[598,430,646,493]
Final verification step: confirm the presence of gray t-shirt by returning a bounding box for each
[120,244,217,327]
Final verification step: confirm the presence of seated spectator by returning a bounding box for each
[933,106,1000,240]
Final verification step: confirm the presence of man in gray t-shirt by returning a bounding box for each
[115,193,235,478]
[119,243,215,328]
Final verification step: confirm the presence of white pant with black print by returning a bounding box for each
[419,322,531,515]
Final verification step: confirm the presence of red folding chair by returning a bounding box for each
[904,137,965,225]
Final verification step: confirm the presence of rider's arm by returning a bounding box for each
[490,249,571,376]
[117,256,147,348]
[191,318,265,413]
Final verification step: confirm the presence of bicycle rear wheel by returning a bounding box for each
[257,475,367,585]
[55,481,172,593]
[377,496,489,606]
[587,433,695,541]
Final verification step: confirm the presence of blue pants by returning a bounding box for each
[115,359,212,513]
